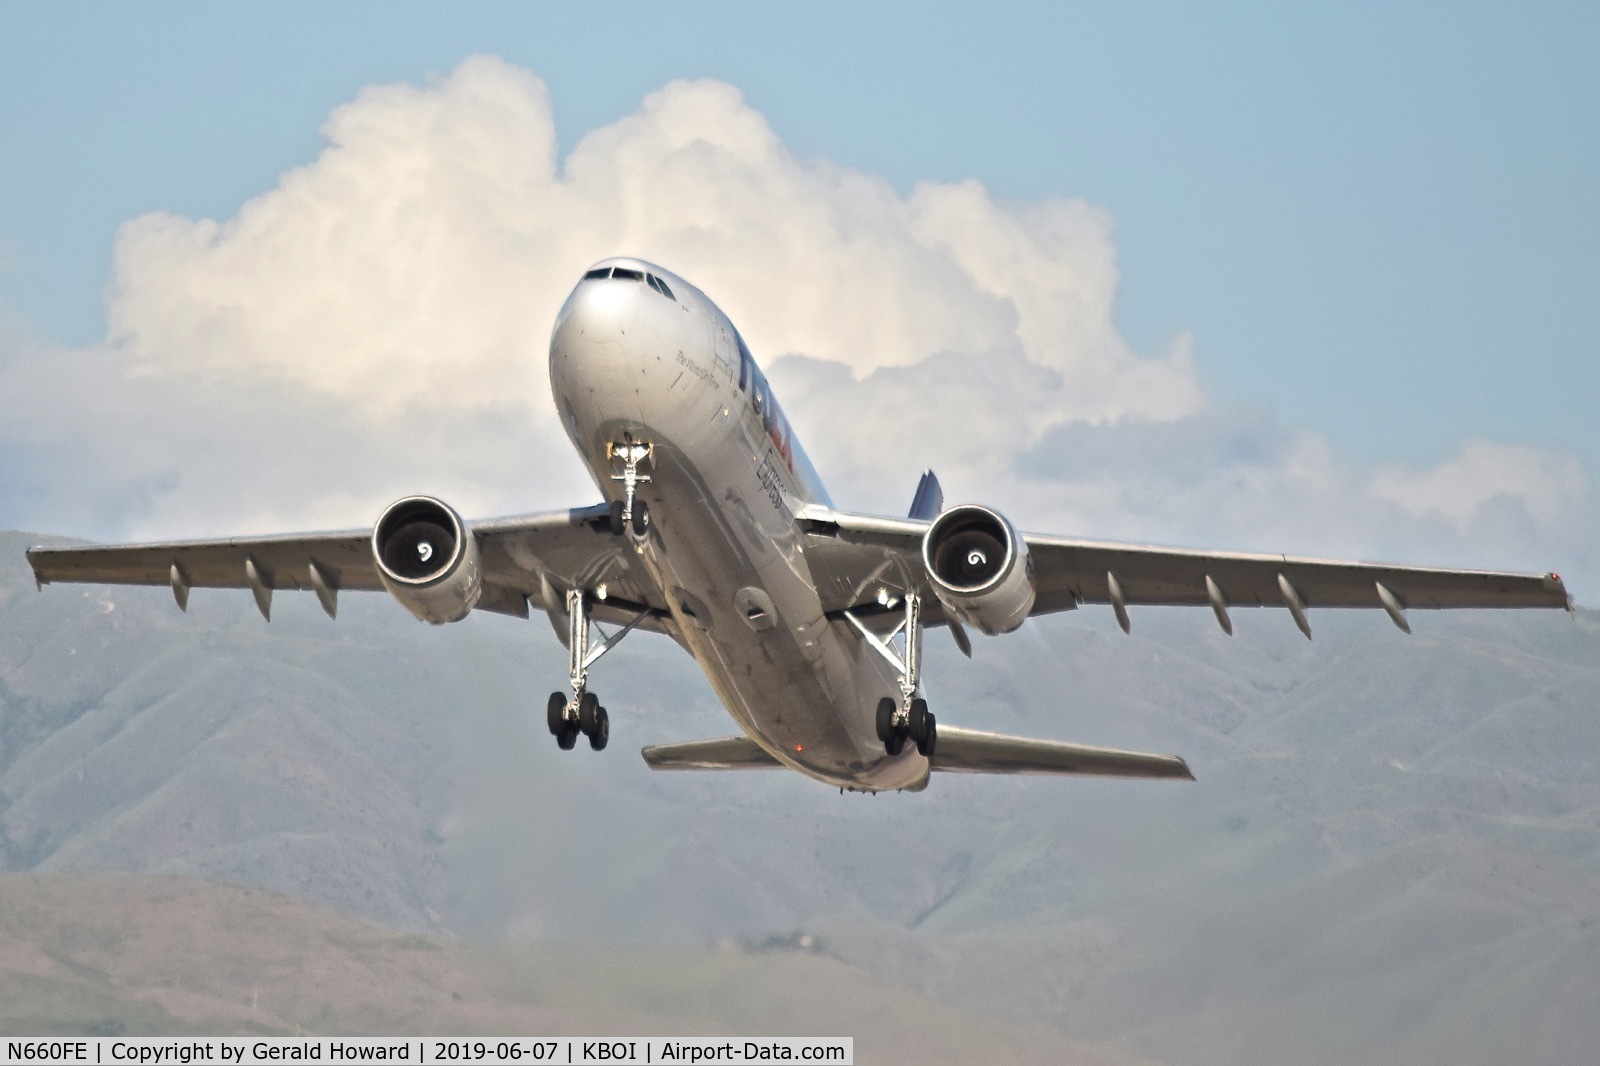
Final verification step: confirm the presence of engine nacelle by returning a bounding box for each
[372,495,482,624]
[921,504,1036,635]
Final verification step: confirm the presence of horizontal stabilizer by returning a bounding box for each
[641,735,783,770]
[931,726,1194,779]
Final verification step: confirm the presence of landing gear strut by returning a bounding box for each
[848,591,937,758]
[546,587,643,752]
[606,436,653,540]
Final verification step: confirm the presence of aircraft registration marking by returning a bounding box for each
[756,451,789,512]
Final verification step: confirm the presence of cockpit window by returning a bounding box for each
[584,265,673,298]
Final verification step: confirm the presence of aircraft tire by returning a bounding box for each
[557,724,580,750]
[885,732,905,756]
[631,500,650,538]
[916,712,937,757]
[589,707,610,751]
[547,692,567,735]
[608,500,626,536]
[579,691,601,735]
[875,698,897,743]
[908,698,929,742]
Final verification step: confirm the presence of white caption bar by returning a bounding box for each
[2,1039,852,1066]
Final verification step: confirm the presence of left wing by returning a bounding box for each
[800,506,1571,633]
[26,504,671,629]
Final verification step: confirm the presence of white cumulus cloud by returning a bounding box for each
[1,55,1595,599]
[109,56,1200,426]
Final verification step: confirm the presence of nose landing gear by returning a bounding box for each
[606,437,654,540]
[546,586,644,752]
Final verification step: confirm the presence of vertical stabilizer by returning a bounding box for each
[908,470,944,520]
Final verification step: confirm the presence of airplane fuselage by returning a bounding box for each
[549,259,926,791]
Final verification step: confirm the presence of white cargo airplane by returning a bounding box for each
[27,259,1573,792]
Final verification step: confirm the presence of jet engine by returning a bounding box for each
[921,504,1036,635]
[372,495,482,624]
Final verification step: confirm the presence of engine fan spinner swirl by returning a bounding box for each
[372,495,482,623]
[921,504,1036,635]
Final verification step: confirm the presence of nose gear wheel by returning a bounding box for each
[606,436,655,541]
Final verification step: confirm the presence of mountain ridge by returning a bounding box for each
[2,529,1597,1062]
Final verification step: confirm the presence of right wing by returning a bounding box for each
[1022,534,1571,622]
[798,505,1570,634]
[26,504,672,630]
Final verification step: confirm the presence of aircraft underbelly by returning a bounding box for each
[553,312,926,791]
[638,437,926,791]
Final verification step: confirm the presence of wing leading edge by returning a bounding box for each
[799,505,1570,633]
[25,503,673,629]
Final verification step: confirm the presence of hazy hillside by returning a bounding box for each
[3,529,1598,1063]
[0,872,1153,1064]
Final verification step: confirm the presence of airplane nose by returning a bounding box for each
[549,275,655,418]
[552,277,641,350]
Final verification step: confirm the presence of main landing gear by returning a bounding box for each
[845,591,938,758]
[876,696,936,757]
[606,436,653,539]
[546,587,646,752]
[547,690,606,750]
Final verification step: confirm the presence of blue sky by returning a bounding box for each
[4,2,1595,468]
[1,2,1597,593]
